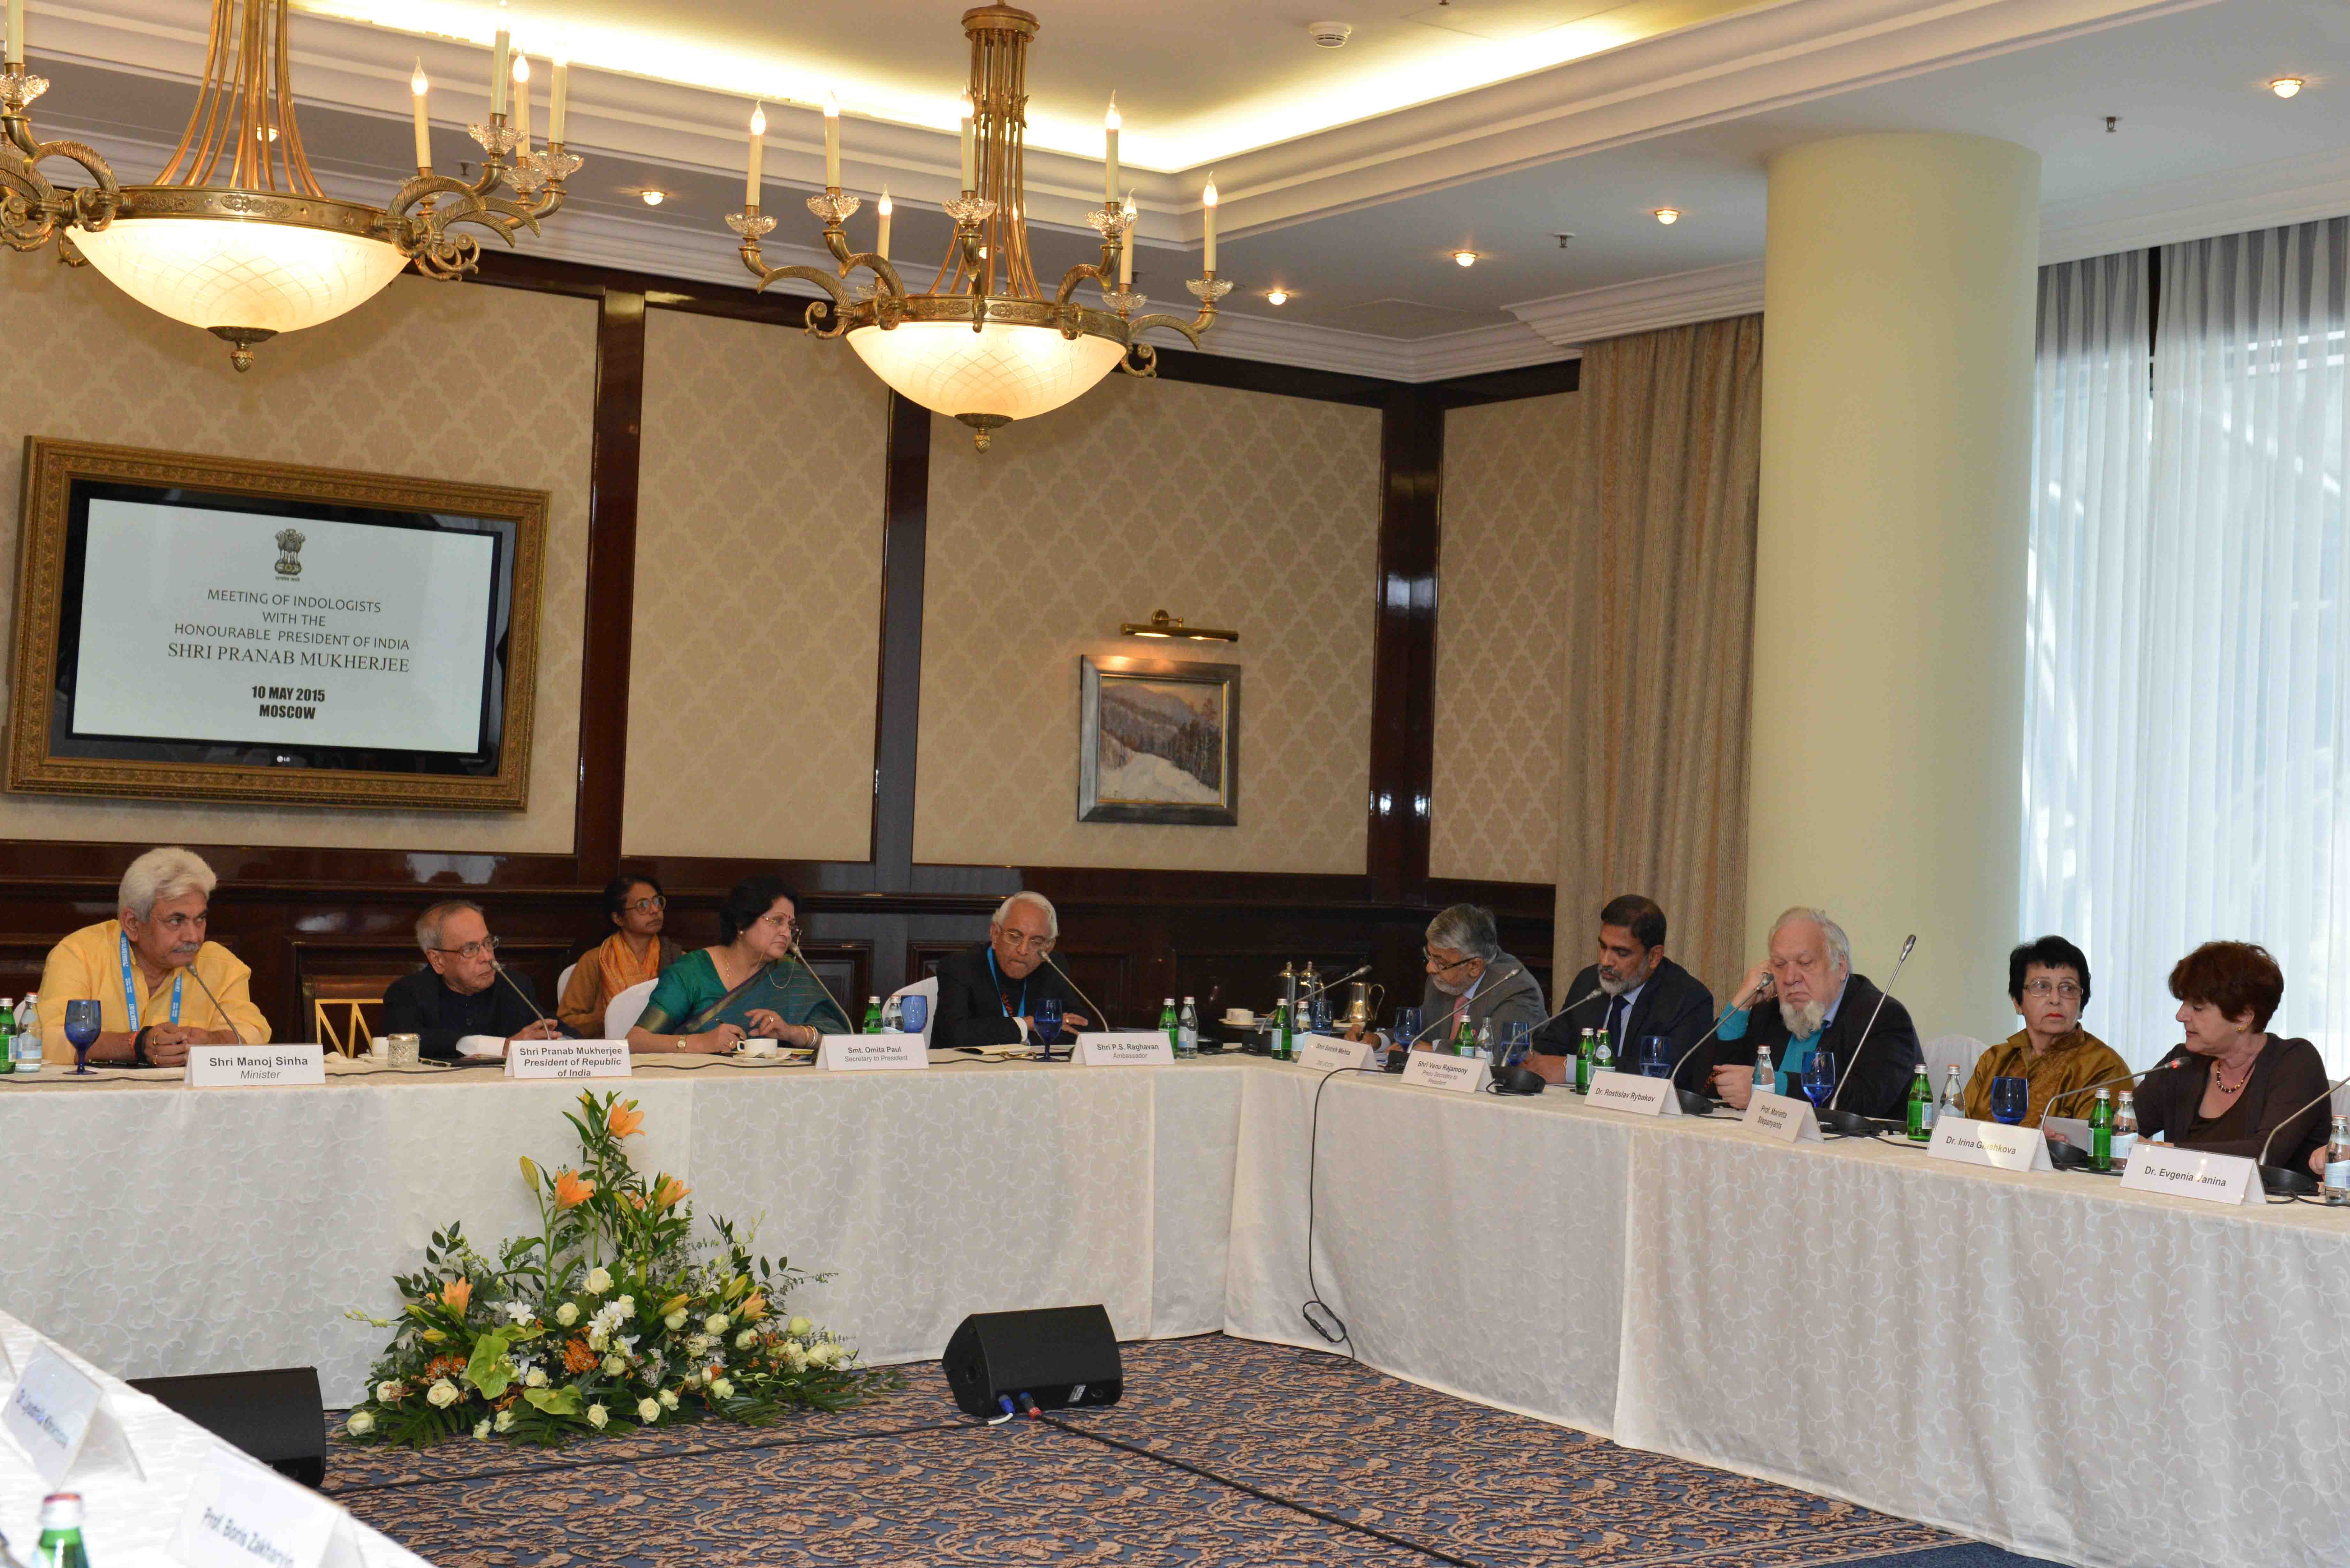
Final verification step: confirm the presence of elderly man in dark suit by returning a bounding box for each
[1407,903,1547,1052]
[1709,906,1921,1118]
[1530,894,1717,1088]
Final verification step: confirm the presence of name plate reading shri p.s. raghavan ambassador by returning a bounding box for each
[184,1045,325,1089]
[817,1034,929,1072]
[1075,1032,1176,1066]
[505,1040,632,1080]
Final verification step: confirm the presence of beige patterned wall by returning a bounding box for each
[622,310,888,861]
[915,375,1379,872]
[1429,390,1582,886]
[0,266,593,853]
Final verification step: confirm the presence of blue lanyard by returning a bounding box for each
[119,931,183,1032]
[985,949,1027,1019]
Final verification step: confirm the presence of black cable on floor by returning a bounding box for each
[1301,1066,1385,1355]
[328,1417,965,1496]
[1039,1412,1483,1568]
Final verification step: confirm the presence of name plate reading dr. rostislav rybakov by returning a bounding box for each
[184,1045,325,1089]
[1585,1069,1683,1117]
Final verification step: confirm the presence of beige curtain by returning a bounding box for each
[1555,314,1762,1001]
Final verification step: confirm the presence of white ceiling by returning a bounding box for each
[17,0,2350,379]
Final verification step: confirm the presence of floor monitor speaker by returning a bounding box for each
[128,1366,327,1489]
[942,1304,1123,1419]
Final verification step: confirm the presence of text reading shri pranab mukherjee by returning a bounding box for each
[73,498,499,755]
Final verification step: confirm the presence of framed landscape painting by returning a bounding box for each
[1077,655,1240,826]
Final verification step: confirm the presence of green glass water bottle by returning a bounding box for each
[1592,1027,1614,1077]
[1450,1011,1476,1057]
[1159,997,1178,1052]
[1906,1063,1934,1141]
[2089,1087,2114,1172]
[38,1491,90,1568]
[0,997,16,1076]
[860,995,882,1032]
[1573,1028,1595,1094]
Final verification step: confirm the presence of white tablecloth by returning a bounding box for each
[0,1312,429,1568]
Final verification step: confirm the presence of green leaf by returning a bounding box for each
[523,1384,583,1417]
[464,1331,515,1399]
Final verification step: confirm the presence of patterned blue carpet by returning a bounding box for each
[325,1334,2056,1566]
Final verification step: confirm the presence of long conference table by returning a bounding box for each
[2,1050,2343,1568]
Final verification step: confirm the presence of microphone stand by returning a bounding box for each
[492,961,563,1058]
[786,943,856,1039]
[181,963,247,1046]
[1820,934,1916,1137]
[1479,974,1596,1094]
[2039,1054,2185,1170]
[2255,1071,2350,1197]
[1661,997,1755,1117]
[1042,953,1118,1040]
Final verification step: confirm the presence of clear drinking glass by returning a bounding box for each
[63,999,101,1075]
[1392,1006,1422,1053]
[1990,1075,2029,1125]
[1801,1050,1838,1109]
[1639,1035,1672,1079]
[1499,1020,1530,1067]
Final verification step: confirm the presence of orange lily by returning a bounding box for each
[606,1100,645,1139]
[740,1293,766,1321]
[553,1169,596,1209]
[440,1277,472,1313]
[652,1175,691,1211]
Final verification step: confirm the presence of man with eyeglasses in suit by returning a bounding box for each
[931,892,1093,1052]
[382,900,573,1061]
[1405,903,1547,1052]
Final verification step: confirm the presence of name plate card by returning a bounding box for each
[504,1040,631,1080]
[1743,1091,1823,1142]
[1586,1069,1684,1117]
[172,1446,343,1568]
[1297,1034,1381,1073]
[1399,1051,1489,1095]
[817,1033,930,1072]
[1075,1032,1177,1067]
[1929,1115,2054,1172]
[185,1044,325,1089]
[4,1346,142,1486]
[2120,1142,2263,1206]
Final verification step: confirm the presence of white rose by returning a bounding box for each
[686,1333,714,1355]
[473,1419,490,1441]
[525,1367,548,1388]
[602,1354,626,1376]
[587,1327,608,1353]
[704,1313,729,1334]
[781,1343,808,1372]
[658,1389,680,1410]
[637,1397,661,1422]
[615,1295,635,1318]
[494,1408,515,1433]
[709,1377,734,1399]
[587,1402,609,1429]
[664,1310,687,1331]
[734,1329,757,1351]
[555,1302,579,1327]
[426,1379,459,1409]
[344,1410,375,1436]
[585,1268,614,1294]
[807,1342,839,1368]
[787,1316,813,1338]
[375,1380,402,1404]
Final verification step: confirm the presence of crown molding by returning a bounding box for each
[1504,259,1764,347]
[2040,145,2350,263]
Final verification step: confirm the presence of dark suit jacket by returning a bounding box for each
[381,967,572,1062]
[1711,973,1922,1120]
[1530,957,1717,1093]
[932,943,1084,1051]
[2133,1035,2331,1166]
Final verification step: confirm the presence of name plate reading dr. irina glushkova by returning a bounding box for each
[184,1045,325,1089]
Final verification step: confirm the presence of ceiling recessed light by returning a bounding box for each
[2270,76,2305,99]
[640,189,667,206]
[1451,249,1478,267]
[1653,207,1680,225]
[1264,287,1291,305]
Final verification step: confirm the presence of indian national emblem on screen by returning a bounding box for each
[274,527,306,579]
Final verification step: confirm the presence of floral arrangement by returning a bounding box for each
[340,1090,889,1448]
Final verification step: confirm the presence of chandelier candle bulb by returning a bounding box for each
[512,53,531,154]
[876,187,891,260]
[1120,220,1133,287]
[7,0,23,64]
[491,27,510,117]
[409,62,431,171]
[1202,174,1218,274]
[548,58,566,145]
[959,93,975,188]
[745,103,765,207]
[1103,95,1119,203]
[823,90,840,188]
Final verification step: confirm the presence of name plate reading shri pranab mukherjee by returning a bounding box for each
[506,1040,632,1080]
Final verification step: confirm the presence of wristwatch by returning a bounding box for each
[131,1026,153,1067]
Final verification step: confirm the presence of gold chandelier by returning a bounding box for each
[0,0,579,369]
[725,5,1228,451]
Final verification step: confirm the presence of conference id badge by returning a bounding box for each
[1585,1069,1683,1117]
[4,1346,144,1487]
[1743,1091,1822,1142]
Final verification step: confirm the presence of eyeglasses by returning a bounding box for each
[2022,978,2082,1000]
[432,935,501,961]
[624,896,667,913]
[998,932,1054,954]
[1423,948,1477,972]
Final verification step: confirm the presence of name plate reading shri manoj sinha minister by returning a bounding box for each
[1075,1032,1176,1066]
[505,1040,632,1080]
[2120,1141,2263,1206]
[817,1034,929,1072]
[185,1044,324,1089]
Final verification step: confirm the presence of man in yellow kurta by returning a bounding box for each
[37,846,270,1068]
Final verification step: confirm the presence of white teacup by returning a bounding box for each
[1222,1009,1254,1026]
[737,1037,781,1059]
[368,1036,391,1062]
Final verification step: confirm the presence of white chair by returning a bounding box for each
[1922,1033,1986,1091]
[555,962,577,1007]
[886,976,939,1043]
[604,978,657,1041]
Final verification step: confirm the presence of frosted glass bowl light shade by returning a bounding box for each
[846,319,1125,426]
[74,212,409,336]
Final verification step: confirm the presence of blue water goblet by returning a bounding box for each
[898,993,928,1037]
[63,999,101,1075]
[1639,1035,1672,1079]
[1035,997,1063,1055]
[1990,1075,2029,1126]
[1499,1020,1531,1067]
[1802,1050,1838,1110]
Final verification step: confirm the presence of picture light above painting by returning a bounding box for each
[7,438,549,812]
[1077,654,1240,827]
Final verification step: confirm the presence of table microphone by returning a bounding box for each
[1820,934,1915,1137]
[1042,953,1117,1035]
[1661,999,1756,1116]
[1483,974,1600,1095]
[492,961,562,1050]
[786,941,856,1036]
[2255,1071,2350,1197]
[2040,1052,2185,1169]
[181,963,247,1046]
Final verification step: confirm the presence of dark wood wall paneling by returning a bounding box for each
[0,253,1578,1035]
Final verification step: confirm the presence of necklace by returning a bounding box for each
[2212,1056,2255,1095]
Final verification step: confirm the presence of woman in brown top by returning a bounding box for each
[2133,941,2331,1168]
[1961,935,2131,1130]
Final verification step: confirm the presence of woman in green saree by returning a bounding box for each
[626,875,854,1053]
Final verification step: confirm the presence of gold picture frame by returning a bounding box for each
[8,437,548,812]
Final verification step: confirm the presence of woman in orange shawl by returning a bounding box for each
[559,875,682,1035]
